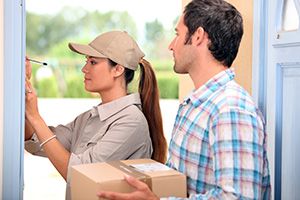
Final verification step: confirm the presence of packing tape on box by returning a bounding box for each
[107,161,152,191]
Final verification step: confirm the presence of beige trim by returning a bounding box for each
[179,0,253,100]
[0,0,4,196]
[178,0,194,101]
[227,0,253,94]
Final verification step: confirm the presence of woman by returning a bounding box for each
[25,30,167,199]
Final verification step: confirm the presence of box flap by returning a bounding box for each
[122,159,183,177]
[72,162,125,183]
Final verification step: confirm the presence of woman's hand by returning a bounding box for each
[25,81,40,123]
[25,56,32,80]
[25,56,40,123]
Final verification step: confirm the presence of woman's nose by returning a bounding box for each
[81,64,88,73]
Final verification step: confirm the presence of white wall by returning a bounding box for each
[0,0,4,196]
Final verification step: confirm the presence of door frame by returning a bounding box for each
[2,0,25,199]
[252,0,268,116]
[252,0,275,198]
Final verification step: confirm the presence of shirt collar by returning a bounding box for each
[183,68,235,107]
[90,93,142,121]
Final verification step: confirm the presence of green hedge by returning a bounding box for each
[64,74,94,98]
[34,73,178,99]
[152,60,173,72]
[156,73,178,99]
[32,59,178,99]
[36,77,59,97]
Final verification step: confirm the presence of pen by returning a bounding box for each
[28,58,48,66]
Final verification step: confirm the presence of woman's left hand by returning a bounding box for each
[25,81,40,123]
[25,56,32,80]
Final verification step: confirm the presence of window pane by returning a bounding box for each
[282,0,299,31]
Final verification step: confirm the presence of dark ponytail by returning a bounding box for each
[108,58,167,163]
[138,59,167,164]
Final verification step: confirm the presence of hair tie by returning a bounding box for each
[139,58,144,64]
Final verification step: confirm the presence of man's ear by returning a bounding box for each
[113,64,125,78]
[192,27,206,46]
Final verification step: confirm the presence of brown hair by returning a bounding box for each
[138,59,167,163]
[108,58,167,163]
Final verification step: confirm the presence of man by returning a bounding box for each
[98,0,271,199]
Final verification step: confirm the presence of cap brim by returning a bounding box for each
[68,43,107,58]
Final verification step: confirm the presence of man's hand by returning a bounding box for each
[97,175,159,200]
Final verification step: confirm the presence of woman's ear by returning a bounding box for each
[113,64,125,78]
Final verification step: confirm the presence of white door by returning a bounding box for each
[253,0,300,199]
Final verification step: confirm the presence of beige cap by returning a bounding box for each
[69,31,145,70]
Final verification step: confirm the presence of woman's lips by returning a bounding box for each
[84,77,91,83]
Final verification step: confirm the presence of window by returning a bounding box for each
[25,0,181,199]
[282,0,299,31]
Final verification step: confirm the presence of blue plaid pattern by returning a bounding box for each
[166,69,271,199]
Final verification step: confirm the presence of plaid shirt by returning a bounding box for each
[166,69,271,199]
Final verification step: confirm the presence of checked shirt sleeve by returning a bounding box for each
[165,109,268,200]
[200,108,267,199]
[163,108,270,200]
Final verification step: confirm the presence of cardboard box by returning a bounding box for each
[71,159,187,200]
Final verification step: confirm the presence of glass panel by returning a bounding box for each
[25,0,181,199]
[282,0,299,31]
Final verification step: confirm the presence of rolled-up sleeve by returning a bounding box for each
[25,119,76,155]
[25,133,45,156]
[68,113,152,167]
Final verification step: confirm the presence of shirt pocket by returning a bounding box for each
[173,122,209,157]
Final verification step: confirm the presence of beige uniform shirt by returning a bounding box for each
[25,93,152,199]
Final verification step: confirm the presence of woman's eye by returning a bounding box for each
[85,59,97,65]
[90,60,97,65]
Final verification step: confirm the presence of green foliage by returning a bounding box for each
[143,19,174,59]
[30,59,178,99]
[27,9,180,99]
[48,40,82,59]
[127,63,178,99]
[26,8,138,55]
[36,77,59,97]
[157,72,178,99]
[26,12,77,55]
[145,19,164,42]
[64,74,94,98]
[153,60,178,99]
[152,60,174,71]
